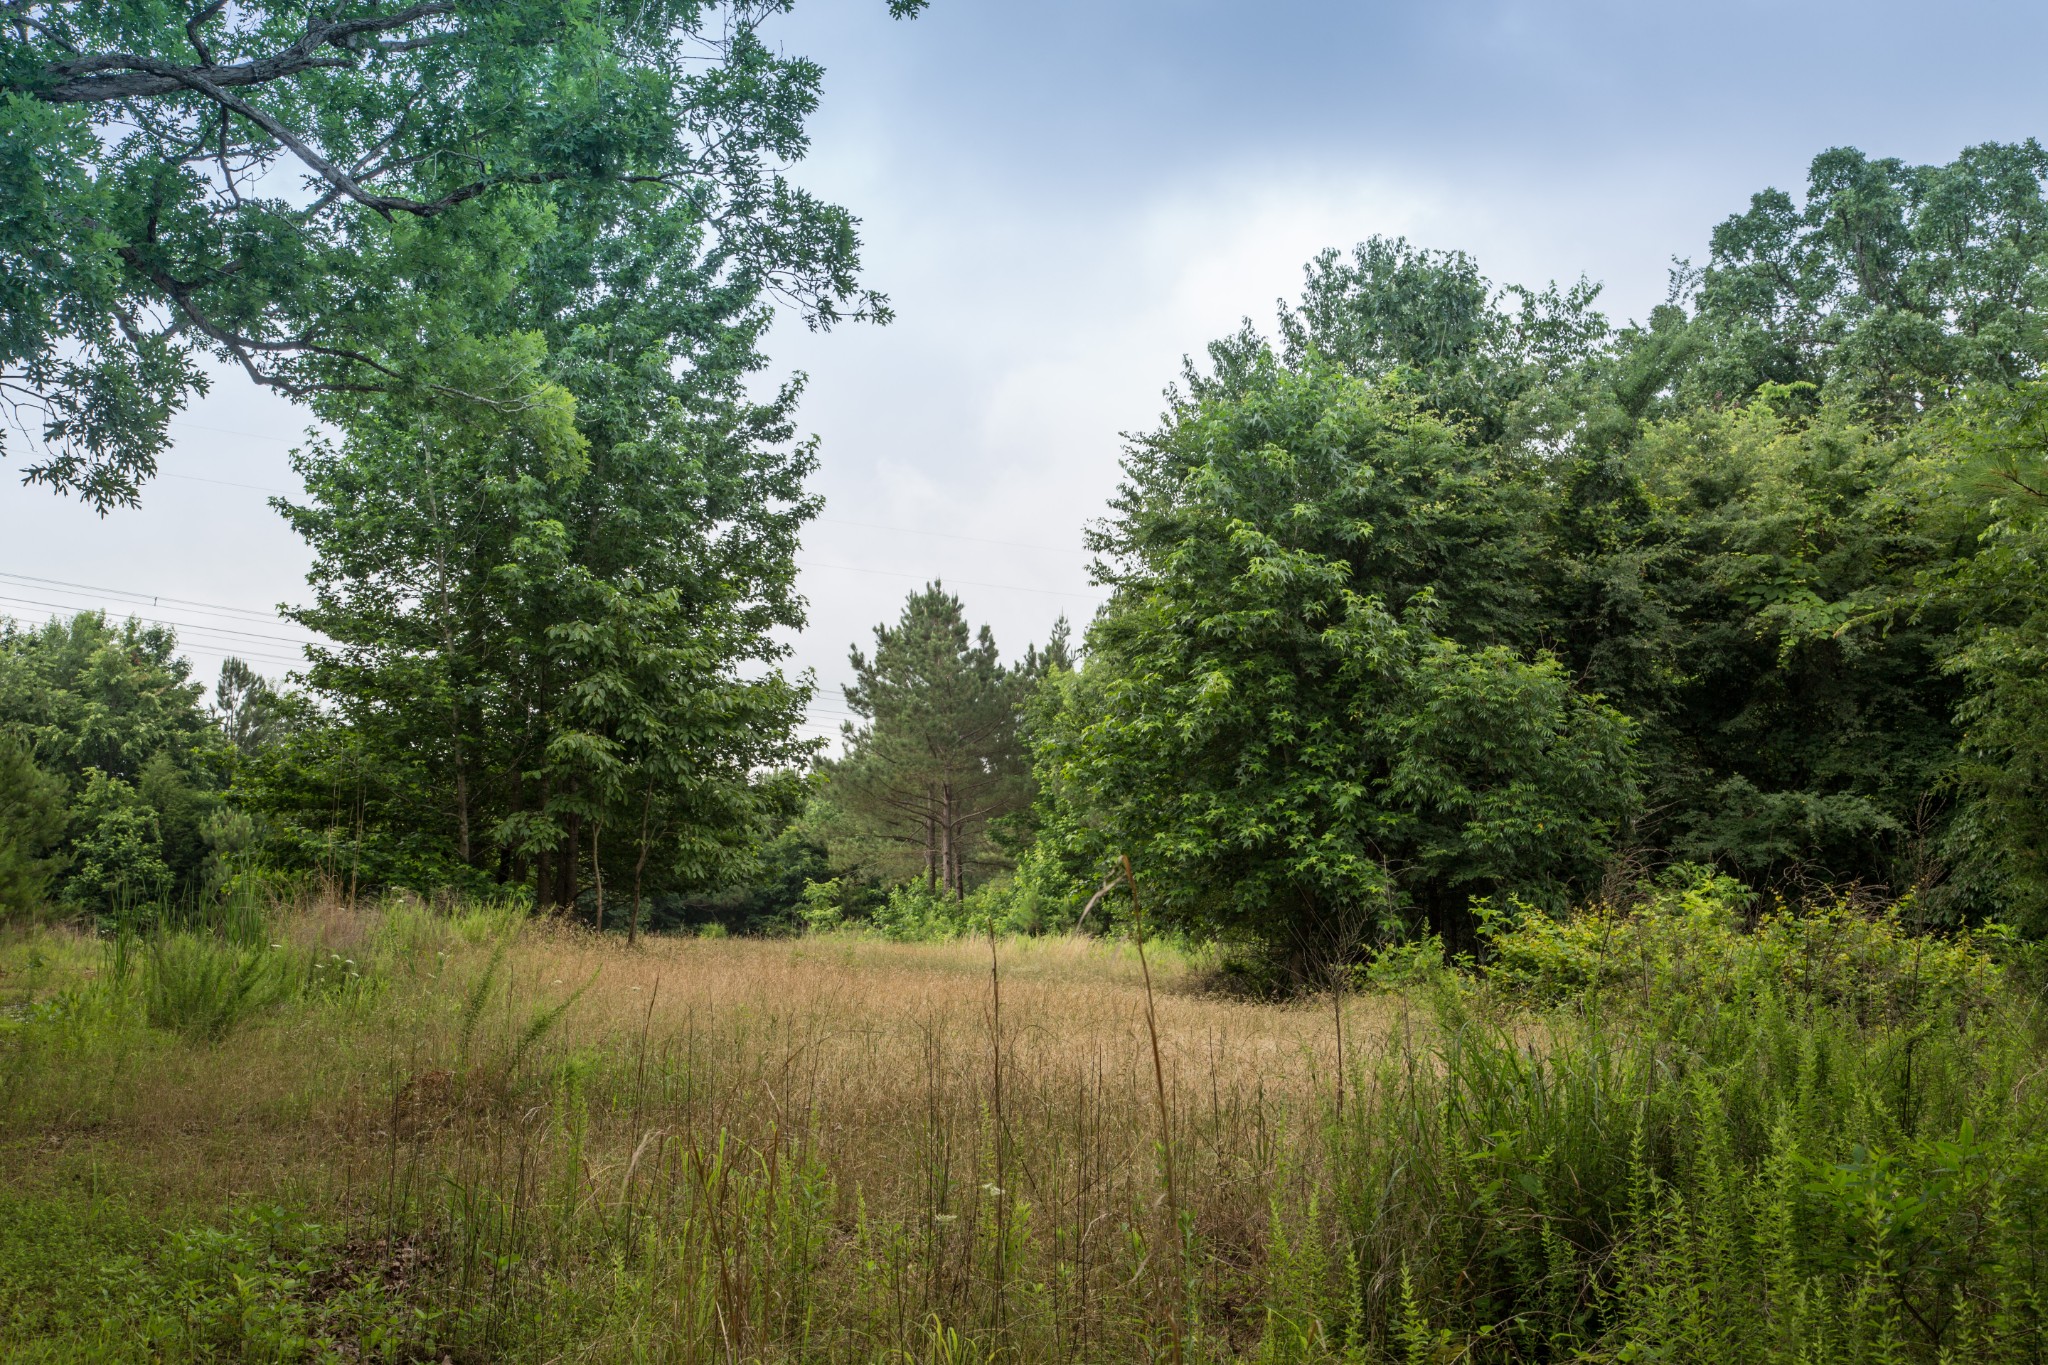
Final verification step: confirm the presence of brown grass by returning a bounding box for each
[2,899,1405,1362]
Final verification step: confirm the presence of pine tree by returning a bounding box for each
[818,586,1036,899]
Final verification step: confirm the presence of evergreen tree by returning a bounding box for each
[213,659,286,758]
[815,586,1035,899]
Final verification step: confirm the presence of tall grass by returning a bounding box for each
[0,884,2043,1362]
[140,933,297,1042]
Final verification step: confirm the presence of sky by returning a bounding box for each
[4,0,2046,746]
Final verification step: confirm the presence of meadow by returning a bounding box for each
[3,884,2046,1364]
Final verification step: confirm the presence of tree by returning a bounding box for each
[1196,235,1611,448]
[1033,359,1637,969]
[1535,394,1965,895]
[0,613,216,783]
[0,612,224,910]
[213,658,286,757]
[0,738,66,920]
[259,316,816,910]
[549,571,814,939]
[1925,379,2048,931]
[1687,142,2048,419]
[2,0,925,507]
[63,768,174,912]
[814,585,1035,899]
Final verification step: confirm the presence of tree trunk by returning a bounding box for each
[453,761,471,865]
[941,781,964,900]
[631,788,652,947]
[557,813,581,916]
[592,822,604,933]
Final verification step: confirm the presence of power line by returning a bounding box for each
[0,569,305,627]
[161,471,299,496]
[0,593,315,652]
[811,517,1072,554]
[162,467,1082,556]
[167,417,319,444]
[151,452,1084,556]
[796,559,1103,601]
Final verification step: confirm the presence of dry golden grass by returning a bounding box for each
[11,894,2042,1363]
[2,900,1404,1362]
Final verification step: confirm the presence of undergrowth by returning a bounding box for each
[0,877,2042,1362]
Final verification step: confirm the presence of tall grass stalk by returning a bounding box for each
[1123,853,1185,1365]
[4,887,2046,1363]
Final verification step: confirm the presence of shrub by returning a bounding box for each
[63,770,173,916]
[869,882,972,941]
[1480,867,2005,1025]
[142,933,299,1042]
[798,877,844,932]
[1340,940,2048,1359]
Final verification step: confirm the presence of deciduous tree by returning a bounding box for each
[2,0,925,506]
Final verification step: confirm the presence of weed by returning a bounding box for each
[141,932,296,1042]
[1,891,2043,1362]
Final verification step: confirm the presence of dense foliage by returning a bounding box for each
[807,585,1052,900]
[0,614,230,916]
[242,325,818,927]
[1029,362,1636,962]
[1019,140,2048,966]
[4,136,2047,966]
[2,2,916,933]
[2,0,923,507]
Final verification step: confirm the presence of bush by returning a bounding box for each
[797,877,844,932]
[1339,920,2048,1360]
[1480,867,2006,1025]
[63,770,176,917]
[142,933,299,1042]
[869,883,972,941]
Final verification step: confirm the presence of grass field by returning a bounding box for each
[3,893,2046,1363]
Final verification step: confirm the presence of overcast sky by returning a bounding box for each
[5,0,2045,745]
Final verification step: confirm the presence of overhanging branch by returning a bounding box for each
[32,4,456,104]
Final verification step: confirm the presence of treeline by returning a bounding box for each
[804,141,2048,970]
[2,1,909,932]
[5,140,2047,969]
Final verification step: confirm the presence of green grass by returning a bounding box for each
[1,883,2044,1362]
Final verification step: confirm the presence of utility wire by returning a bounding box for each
[796,559,1103,601]
[0,593,314,651]
[0,569,306,627]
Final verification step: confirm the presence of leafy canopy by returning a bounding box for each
[1,0,924,507]
[1034,358,1637,961]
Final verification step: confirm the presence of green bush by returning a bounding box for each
[868,882,972,941]
[797,877,845,932]
[1480,867,2006,1025]
[63,771,174,916]
[142,933,299,1042]
[1339,948,2048,1360]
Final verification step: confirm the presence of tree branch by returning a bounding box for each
[184,0,225,66]
[33,4,455,104]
